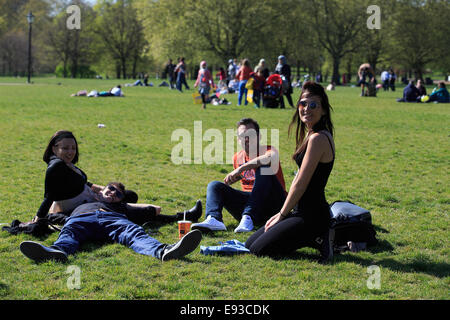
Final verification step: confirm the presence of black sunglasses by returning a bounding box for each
[298,100,318,109]
[106,185,124,199]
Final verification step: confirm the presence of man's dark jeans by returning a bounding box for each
[53,210,166,259]
[205,167,286,226]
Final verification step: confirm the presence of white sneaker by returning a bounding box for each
[234,215,254,233]
[191,215,226,232]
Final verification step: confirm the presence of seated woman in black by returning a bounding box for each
[245,81,336,263]
[32,130,104,222]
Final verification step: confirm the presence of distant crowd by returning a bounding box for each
[71,58,449,105]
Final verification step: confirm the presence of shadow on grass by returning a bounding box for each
[334,254,450,279]
[0,282,9,296]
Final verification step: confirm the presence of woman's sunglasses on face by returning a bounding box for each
[298,100,319,110]
[106,185,124,199]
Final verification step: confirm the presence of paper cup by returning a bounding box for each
[178,220,192,239]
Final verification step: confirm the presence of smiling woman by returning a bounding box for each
[245,81,336,263]
[33,130,104,221]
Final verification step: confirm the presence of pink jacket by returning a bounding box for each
[195,69,215,88]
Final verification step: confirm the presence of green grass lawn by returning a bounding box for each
[0,76,448,300]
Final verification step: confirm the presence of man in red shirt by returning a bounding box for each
[192,118,286,233]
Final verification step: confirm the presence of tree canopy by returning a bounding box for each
[0,0,448,80]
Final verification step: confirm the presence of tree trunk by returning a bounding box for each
[71,58,78,78]
[63,59,68,78]
[332,56,341,85]
[132,54,138,79]
[116,64,121,79]
[121,58,127,79]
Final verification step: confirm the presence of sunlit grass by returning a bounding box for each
[0,77,448,299]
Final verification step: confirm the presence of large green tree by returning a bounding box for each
[46,0,98,78]
[136,0,286,72]
[308,0,370,84]
[390,0,450,80]
[95,0,146,78]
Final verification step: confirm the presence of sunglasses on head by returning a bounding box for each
[106,185,124,199]
[298,100,318,109]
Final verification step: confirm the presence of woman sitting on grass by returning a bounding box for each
[31,130,201,225]
[245,81,336,263]
[32,130,106,223]
[427,82,450,103]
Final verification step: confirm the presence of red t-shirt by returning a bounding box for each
[236,66,252,81]
[232,146,286,193]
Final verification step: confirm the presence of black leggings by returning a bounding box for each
[245,215,326,257]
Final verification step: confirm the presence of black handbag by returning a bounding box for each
[330,201,378,247]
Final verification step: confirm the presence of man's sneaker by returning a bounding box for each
[316,228,335,264]
[191,215,226,232]
[177,200,202,222]
[161,229,202,261]
[234,215,254,233]
[20,241,68,263]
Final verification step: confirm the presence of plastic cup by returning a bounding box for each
[178,220,192,239]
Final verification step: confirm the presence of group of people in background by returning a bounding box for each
[81,58,448,106]
[380,69,397,92]
[357,63,449,103]
[226,56,295,109]
[164,57,190,92]
[397,80,449,103]
[162,55,297,110]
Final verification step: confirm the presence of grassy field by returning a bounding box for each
[0,76,448,300]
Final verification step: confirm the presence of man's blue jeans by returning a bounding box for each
[238,80,248,105]
[205,167,286,225]
[52,210,166,259]
[176,73,190,92]
[253,89,262,107]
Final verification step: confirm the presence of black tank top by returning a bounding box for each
[292,132,335,226]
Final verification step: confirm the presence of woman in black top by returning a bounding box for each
[245,82,335,262]
[33,130,104,221]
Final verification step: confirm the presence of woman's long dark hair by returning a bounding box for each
[42,130,79,164]
[288,81,334,160]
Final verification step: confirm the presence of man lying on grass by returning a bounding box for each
[20,182,202,262]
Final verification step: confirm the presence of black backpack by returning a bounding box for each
[329,201,378,247]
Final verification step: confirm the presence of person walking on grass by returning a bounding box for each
[194,61,215,110]
[245,82,336,264]
[175,57,190,92]
[235,59,252,106]
[190,118,286,233]
[20,182,202,263]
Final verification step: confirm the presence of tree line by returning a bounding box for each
[0,0,449,82]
